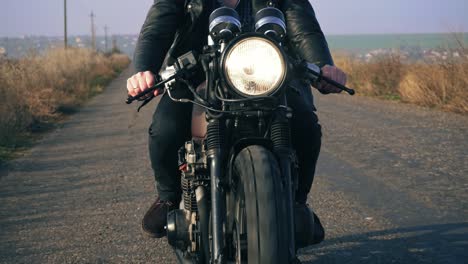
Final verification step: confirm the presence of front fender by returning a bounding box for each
[225,137,275,195]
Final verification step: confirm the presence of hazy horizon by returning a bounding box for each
[2,0,467,37]
[3,31,468,39]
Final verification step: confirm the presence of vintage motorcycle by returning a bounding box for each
[127,6,354,264]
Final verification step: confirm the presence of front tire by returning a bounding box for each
[231,145,289,264]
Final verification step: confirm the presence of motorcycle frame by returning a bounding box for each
[200,35,298,263]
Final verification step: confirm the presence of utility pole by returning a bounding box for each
[90,11,96,51]
[64,0,68,49]
[112,35,118,53]
[104,25,109,52]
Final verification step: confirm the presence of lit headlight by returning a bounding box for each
[222,36,287,97]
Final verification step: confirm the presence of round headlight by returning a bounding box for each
[222,36,287,97]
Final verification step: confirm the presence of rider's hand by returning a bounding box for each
[318,65,347,94]
[127,71,161,98]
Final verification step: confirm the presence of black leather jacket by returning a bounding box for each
[134,0,334,75]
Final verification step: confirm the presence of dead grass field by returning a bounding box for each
[335,49,468,114]
[0,48,130,159]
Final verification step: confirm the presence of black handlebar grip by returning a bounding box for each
[126,95,135,104]
[347,88,356,95]
[126,87,155,104]
[321,75,356,96]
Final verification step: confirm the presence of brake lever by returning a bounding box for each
[126,87,164,105]
[137,94,156,112]
[126,87,159,104]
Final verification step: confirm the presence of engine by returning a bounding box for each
[167,140,209,253]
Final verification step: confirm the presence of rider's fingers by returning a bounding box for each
[333,68,346,86]
[144,71,155,88]
[129,76,141,94]
[322,66,337,87]
[127,79,137,96]
[321,65,328,77]
[321,65,346,93]
[136,72,148,92]
[154,89,161,97]
[321,64,332,75]
[321,83,336,93]
[320,66,334,92]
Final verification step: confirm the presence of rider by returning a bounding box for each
[127,0,347,244]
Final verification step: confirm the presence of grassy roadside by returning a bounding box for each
[334,50,468,114]
[0,48,130,163]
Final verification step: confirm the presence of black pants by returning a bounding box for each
[148,81,321,204]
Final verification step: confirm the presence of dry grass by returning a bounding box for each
[398,60,468,113]
[335,51,468,114]
[0,48,130,152]
[335,54,405,98]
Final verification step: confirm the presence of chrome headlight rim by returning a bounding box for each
[220,33,289,98]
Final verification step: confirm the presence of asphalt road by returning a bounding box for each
[1,66,467,263]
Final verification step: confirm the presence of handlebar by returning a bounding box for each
[323,75,355,95]
[306,70,355,95]
[126,61,356,106]
[125,74,177,104]
[303,61,355,95]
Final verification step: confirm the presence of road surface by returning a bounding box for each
[1,67,467,263]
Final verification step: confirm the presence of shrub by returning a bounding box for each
[335,52,467,113]
[335,54,405,98]
[0,48,130,148]
[398,60,468,113]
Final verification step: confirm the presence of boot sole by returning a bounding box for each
[141,219,167,238]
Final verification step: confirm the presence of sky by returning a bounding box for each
[1,0,467,37]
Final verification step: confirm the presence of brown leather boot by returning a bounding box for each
[142,197,178,238]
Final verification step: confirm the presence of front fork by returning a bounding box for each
[271,96,297,261]
[206,99,297,263]
[207,118,226,264]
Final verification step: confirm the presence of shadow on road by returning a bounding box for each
[300,222,468,263]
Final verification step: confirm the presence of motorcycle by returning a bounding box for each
[127,6,354,264]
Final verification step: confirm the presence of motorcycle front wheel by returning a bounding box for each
[231,145,289,264]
